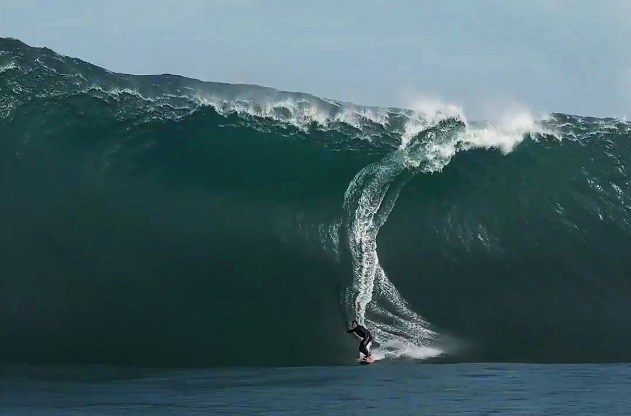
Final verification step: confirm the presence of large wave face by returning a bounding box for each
[2,38,631,366]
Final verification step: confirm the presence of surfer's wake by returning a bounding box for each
[341,107,542,361]
[342,119,464,361]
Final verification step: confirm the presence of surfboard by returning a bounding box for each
[358,356,374,365]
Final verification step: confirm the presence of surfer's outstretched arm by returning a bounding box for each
[346,320,362,336]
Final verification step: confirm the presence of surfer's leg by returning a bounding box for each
[359,339,369,357]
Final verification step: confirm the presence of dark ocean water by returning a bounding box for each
[2,38,631,367]
[2,363,631,415]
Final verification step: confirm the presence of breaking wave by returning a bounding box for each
[2,38,631,367]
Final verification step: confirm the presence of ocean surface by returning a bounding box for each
[3,363,631,415]
[2,36,631,374]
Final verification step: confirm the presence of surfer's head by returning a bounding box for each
[351,320,358,328]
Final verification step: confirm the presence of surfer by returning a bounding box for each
[346,320,373,360]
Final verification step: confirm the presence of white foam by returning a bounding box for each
[462,109,545,154]
[194,95,391,132]
[343,100,549,362]
[400,97,465,148]
[371,340,443,361]
[0,62,17,73]
[409,97,465,125]
[90,86,147,100]
[82,84,393,134]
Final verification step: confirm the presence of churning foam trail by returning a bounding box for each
[0,62,17,73]
[342,101,544,360]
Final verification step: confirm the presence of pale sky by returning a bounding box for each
[1,0,630,118]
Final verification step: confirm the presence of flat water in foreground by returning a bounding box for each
[2,363,631,415]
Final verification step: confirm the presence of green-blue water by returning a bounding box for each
[3,363,631,415]
[2,38,631,368]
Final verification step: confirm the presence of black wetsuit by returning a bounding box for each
[346,325,373,357]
